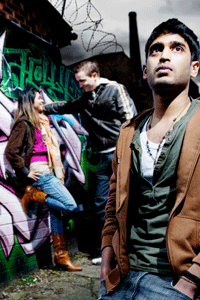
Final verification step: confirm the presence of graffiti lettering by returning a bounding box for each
[2,44,83,102]
[0,28,101,284]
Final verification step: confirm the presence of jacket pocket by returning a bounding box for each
[167,216,200,276]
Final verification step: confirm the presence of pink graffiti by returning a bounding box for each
[0,30,88,258]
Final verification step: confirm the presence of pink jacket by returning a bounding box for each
[101,105,200,293]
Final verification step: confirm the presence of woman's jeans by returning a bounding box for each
[99,271,193,300]
[32,172,77,234]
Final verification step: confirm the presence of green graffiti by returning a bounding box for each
[0,236,38,283]
[0,36,101,193]
[0,34,104,193]
[78,135,102,189]
[1,44,83,102]
[0,30,106,285]
[65,219,75,231]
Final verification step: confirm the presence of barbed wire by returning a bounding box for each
[48,0,124,55]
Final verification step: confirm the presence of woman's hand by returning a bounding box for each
[27,170,41,181]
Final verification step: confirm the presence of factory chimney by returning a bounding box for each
[129,11,142,75]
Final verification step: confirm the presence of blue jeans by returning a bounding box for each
[94,151,114,219]
[93,151,114,245]
[99,271,193,300]
[32,172,77,234]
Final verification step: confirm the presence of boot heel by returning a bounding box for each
[52,233,82,271]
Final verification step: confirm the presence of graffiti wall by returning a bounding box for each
[0,20,101,283]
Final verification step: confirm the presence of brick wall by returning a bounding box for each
[0,0,76,47]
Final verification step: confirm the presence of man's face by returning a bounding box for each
[143,33,199,93]
[75,70,98,92]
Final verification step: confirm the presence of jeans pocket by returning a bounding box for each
[98,280,107,299]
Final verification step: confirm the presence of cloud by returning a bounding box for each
[55,0,200,69]
[160,0,200,15]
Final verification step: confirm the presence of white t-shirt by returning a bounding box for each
[140,118,165,184]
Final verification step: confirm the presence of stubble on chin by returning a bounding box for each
[152,80,187,99]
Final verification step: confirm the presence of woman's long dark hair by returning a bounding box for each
[14,86,41,128]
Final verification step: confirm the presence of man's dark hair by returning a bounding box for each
[145,18,200,61]
[73,60,100,77]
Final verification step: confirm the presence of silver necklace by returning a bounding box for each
[146,131,165,166]
[146,102,189,166]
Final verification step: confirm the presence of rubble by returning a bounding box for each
[0,252,101,300]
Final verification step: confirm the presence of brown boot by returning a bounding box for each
[52,233,82,271]
[21,185,47,214]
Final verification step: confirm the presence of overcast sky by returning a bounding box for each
[51,0,200,84]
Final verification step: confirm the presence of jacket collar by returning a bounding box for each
[122,108,153,129]
[99,77,117,85]
[116,109,153,212]
[171,104,200,217]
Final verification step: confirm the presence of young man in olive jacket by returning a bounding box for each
[43,61,137,258]
[99,19,200,300]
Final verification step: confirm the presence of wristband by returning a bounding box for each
[181,275,197,286]
[182,271,200,289]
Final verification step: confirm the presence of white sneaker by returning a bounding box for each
[92,257,102,265]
